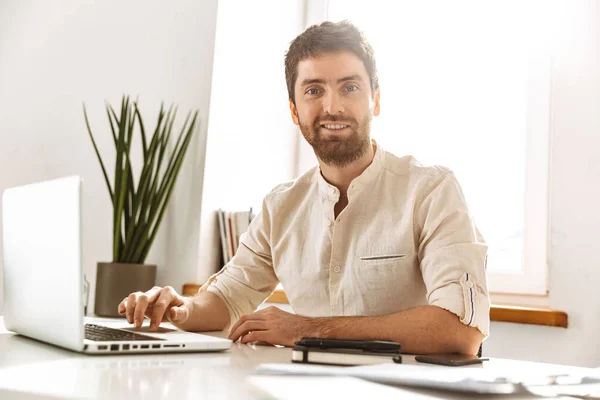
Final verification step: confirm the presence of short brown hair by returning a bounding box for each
[285,20,379,105]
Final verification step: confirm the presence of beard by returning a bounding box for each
[299,114,372,168]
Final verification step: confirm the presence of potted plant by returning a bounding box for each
[83,95,198,317]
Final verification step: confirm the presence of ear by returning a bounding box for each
[373,89,381,117]
[289,99,299,125]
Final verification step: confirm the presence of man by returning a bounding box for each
[119,21,490,355]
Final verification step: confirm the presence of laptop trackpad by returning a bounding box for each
[121,326,177,334]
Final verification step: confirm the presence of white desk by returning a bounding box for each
[0,317,597,399]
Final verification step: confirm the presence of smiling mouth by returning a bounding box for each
[319,123,350,131]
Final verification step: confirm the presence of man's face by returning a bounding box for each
[290,51,380,167]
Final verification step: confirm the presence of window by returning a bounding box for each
[197,0,303,281]
[298,0,553,294]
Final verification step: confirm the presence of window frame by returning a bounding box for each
[486,51,552,295]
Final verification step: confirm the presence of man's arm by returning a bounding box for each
[308,305,483,355]
[228,304,483,355]
[119,189,282,332]
[176,290,232,331]
[118,286,231,332]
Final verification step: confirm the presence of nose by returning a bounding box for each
[323,91,345,115]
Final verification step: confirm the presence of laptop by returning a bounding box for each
[1,175,232,354]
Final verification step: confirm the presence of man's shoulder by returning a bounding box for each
[264,165,318,203]
[382,149,453,184]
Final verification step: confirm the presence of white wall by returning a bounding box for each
[196,0,305,281]
[0,0,218,313]
[484,0,600,367]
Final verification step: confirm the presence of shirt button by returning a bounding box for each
[466,281,474,288]
[333,266,341,273]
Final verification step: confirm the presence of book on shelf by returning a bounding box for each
[217,208,255,268]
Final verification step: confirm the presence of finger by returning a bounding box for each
[228,320,268,342]
[143,299,178,320]
[228,315,246,338]
[241,330,274,345]
[133,287,162,328]
[228,312,266,339]
[126,292,141,324]
[144,305,156,319]
[168,305,190,325]
[118,298,127,315]
[126,287,162,324]
[149,288,177,330]
[134,305,157,324]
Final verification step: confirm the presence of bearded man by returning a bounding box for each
[120,20,489,355]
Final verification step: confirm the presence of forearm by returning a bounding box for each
[177,291,231,332]
[308,305,483,355]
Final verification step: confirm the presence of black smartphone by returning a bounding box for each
[415,353,488,367]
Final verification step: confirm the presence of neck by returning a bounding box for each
[318,141,376,196]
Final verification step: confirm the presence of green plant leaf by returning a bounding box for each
[83,103,114,203]
[105,104,118,147]
[140,130,196,262]
[140,105,175,222]
[136,112,198,262]
[106,101,138,261]
[113,96,130,261]
[130,109,189,262]
[122,101,137,252]
[134,102,148,160]
[146,110,192,220]
[121,104,168,262]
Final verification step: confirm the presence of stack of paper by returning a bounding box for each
[254,362,600,397]
[255,363,521,395]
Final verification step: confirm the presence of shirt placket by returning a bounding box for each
[323,190,344,316]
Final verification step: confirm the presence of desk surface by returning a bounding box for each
[0,317,596,400]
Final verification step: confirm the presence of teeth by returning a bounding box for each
[323,124,348,130]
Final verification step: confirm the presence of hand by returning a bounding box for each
[117,286,191,331]
[228,306,315,347]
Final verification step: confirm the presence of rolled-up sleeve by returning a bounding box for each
[199,195,279,328]
[415,170,490,338]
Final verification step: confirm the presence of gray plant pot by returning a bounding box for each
[94,262,157,317]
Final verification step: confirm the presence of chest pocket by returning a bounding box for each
[348,252,419,315]
[359,253,407,266]
[356,253,413,288]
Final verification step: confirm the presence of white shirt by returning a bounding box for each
[201,144,490,337]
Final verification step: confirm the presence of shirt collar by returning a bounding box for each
[316,140,385,200]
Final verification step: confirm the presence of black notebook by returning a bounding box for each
[291,338,403,366]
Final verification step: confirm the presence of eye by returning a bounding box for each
[306,88,320,95]
[344,84,359,92]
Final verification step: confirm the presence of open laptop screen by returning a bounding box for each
[2,176,84,351]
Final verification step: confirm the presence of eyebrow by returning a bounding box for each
[300,75,365,87]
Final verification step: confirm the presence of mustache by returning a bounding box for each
[313,116,357,127]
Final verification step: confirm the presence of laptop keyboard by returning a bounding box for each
[85,324,165,342]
